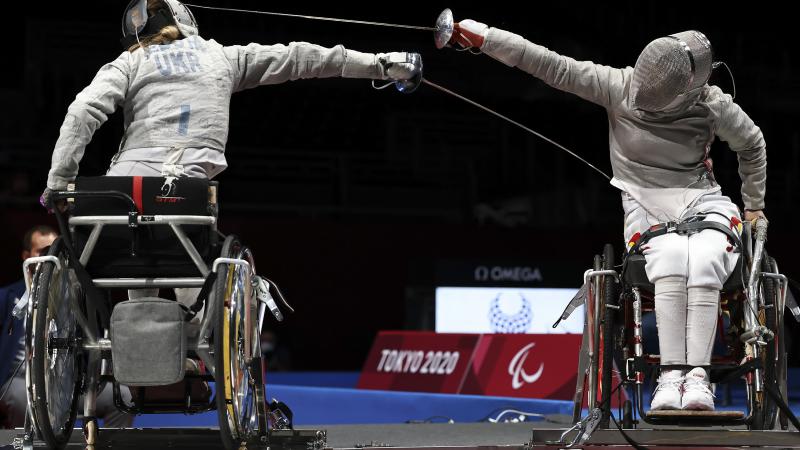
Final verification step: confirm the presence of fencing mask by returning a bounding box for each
[630,30,714,112]
[121,0,198,49]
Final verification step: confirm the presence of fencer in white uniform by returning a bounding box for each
[44,0,422,193]
[447,21,767,411]
[40,0,423,313]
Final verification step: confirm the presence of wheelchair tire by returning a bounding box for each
[28,238,83,450]
[600,244,618,426]
[750,252,780,430]
[214,235,269,450]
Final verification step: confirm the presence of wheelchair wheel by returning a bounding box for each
[600,244,619,424]
[28,238,83,449]
[750,252,781,430]
[214,236,268,450]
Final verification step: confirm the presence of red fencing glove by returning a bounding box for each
[449,19,489,49]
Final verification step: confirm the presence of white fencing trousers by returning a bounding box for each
[654,276,688,366]
[686,286,720,366]
[623,190,741,367]
[653,278,720,367]
[622,192,741,290]
[106,152,211,179]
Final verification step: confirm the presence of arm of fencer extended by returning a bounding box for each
[480,28,626,109]
[553,281,589,328]
[222,42,388,92]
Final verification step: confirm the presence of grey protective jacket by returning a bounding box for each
[481,28,767,211]
[47,35,394,189]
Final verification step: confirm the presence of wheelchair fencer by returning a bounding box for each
[555,216,800,442]
[15,176,294,450]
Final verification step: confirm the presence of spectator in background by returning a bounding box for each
[262,330,292,372]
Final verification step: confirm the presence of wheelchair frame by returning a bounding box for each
[18,185,277,450]
[574,218,791,430]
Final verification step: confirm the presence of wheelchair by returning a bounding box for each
[559,217,797,434]
[18,176,293,450]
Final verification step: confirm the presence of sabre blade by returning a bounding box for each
[421,78,612,181]
[184,3,438,31]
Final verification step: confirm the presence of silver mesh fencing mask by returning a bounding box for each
[630,30,713,112]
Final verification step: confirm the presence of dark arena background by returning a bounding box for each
[0,1,798,448]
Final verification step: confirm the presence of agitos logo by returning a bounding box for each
[508,342,544,390]
[155,177,186,204]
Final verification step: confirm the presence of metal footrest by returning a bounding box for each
[646,410,745,419]
[270,429,327,450]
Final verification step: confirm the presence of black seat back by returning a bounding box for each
[69,176,218,279]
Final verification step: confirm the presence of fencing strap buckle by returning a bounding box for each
[679,214,707,236]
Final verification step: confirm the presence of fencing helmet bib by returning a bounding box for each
[121,0,198,49]
[630,30,714,112]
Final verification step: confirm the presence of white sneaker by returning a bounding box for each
[682,367,715,411]
[650,369,684,410]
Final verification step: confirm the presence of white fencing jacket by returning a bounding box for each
[481,28,767,212]
[47,35,391,189]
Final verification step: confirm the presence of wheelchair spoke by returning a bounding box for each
[221,260,260,439]
[43,263,79,435]
[231,265,257,436]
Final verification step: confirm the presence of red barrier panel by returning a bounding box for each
[358,331,587,401]
[357,331,480,393]
[459,333,581,399]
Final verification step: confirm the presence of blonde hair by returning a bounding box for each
[127,0,183,52]
[127,25,181,52]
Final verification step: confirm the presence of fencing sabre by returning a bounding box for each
[184,4,611,181]
[184,4,456,49]
[420,78,611,180]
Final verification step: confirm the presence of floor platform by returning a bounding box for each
[0,424,536,450]
[2,423,799,450]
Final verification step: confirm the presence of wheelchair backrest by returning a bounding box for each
[70,176,215,216]
[68,176,219,279]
